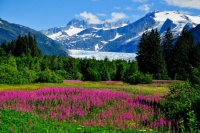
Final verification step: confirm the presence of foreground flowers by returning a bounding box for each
[0,87,172,131]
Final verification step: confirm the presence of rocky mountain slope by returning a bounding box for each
[41,11,200,53]
[0,18,68,56]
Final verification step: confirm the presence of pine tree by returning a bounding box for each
[31,34,42,57]
[115,61,127,81]
[11,33,42,57]
[137,29,168,79]
[7,41,16,55]
[136,29,149,73]
[13,35,26,56]
[1,40,7,52]
[190,41,200,70]
[0,40,7,56]
[172,29,195,80]
[162,28,173,78]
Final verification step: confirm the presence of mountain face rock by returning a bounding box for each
[160,19,176,34]
[0,18,68,56]
[41,11,200,53]
[190,24,200,43]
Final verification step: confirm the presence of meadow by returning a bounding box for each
[0,80,173,133]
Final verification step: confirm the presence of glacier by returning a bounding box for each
[67,49,136,61]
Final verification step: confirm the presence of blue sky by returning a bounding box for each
[0,0,200,30]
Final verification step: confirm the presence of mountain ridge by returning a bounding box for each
[41,10,200,53]
[0,18,68,56]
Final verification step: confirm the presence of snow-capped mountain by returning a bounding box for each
[153,10,200,37]
[40,19,129,41]
[41,11,200,53]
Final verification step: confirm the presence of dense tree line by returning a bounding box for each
[136,28,200,131]
[0,34,152,84]
[0,55,152,84]
[137,28,200,80]
[0,33,42,57]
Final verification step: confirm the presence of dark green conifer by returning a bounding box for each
[137,29,168,79]
[172,29,195,80]
[162,28,173,78]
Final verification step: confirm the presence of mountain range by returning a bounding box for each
[0,18,68,56]
[41,10,200,53]
[0,10,200,56]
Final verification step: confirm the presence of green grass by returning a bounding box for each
[0,110,142,133]
[0,81,168,96]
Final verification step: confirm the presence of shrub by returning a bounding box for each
[37,68,63,83]
[55,70,73,80]
[162,82,200,131]
[125,72,152,85]
[85,68,101,81]
[0,64,20,84]
[18,68,38,84]
[189,67,200,87]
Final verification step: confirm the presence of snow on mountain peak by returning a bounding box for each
[154,11,186,22]
[42,19,129,41]
[65,26,84,36]
[109,33,123,41]
[152,10,200,36]
[40,10,200,54]
[154,11,200,25]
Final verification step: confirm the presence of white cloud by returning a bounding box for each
[106,12,128,23]
[164,0,200,9]
[97,13,107,16]
[125,6,132,10]
[132,0,148,3]
[179,10,192,15]
[114,6,121,10]
[78,12,128,24]
[79,11,103,24]
[138,4,150,12]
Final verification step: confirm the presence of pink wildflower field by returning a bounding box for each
[0,87,172,131]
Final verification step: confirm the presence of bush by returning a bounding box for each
[189,67,200,87]
[0,64,20,84]
[125,72,152,85]
[162,82,200,131]
[37,68,63,83]
[18,68,38,84]
[55,70,73,80]
[85,68,101,81]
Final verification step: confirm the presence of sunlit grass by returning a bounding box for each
[0,81,168,96]
[1,110,128,133]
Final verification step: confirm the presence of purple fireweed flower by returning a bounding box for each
[124,112,132,120]
[0,87,170,131]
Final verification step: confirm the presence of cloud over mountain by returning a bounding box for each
[79,11,103,24]
[164,0,200,9]
[138,4,151,12]
[106,12,128,23]
[79,11,128,24]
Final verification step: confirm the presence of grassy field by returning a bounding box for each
[0,81,168,96]
[0,81,171,133]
